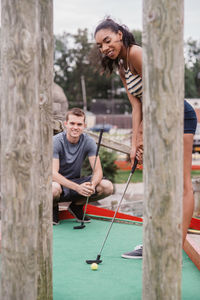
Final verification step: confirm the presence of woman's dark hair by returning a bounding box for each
[94,18,137,74]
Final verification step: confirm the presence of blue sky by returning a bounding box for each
[53,0,200,41]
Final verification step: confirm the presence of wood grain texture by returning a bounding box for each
[183,234,200,271]
[37,1,53,300]
[87,131,131,154]
[142,1,184,299]
[1,1,53,299]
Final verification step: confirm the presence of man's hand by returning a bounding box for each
[77,182,95,197]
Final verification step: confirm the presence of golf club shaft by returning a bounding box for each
[82,129,104,222]
[98,158,138,256]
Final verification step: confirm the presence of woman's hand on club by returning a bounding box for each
[130,145,143,167]
[130,146,137,166]
[136,146,143,165]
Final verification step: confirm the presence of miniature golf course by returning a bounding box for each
[53,218,200,300]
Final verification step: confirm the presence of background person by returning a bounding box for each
[94,17,197,258]
[52,107,113,225]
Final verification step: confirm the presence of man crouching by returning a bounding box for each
[52,107,114,225]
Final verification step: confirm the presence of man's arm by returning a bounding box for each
[53,158,80,191]
[88,155,103,187]
[52,158,93,197]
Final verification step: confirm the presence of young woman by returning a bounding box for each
[94,17,197,258]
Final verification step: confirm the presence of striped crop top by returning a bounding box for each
[125,67,142,100]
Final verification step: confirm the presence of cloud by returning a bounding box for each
[54,0,200,41]
[53,0,142,35]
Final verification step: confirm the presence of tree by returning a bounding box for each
[54,28,200,113]
[184,38,200,98]
[54,29,127,110]
[133,29,142,46]
[54,29,112,108]
[185,66,199,98]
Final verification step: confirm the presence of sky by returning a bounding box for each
[53,0,200,41]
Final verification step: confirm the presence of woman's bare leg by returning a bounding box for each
[183,134,194,245]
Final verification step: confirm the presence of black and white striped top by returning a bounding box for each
[125,67,142,100]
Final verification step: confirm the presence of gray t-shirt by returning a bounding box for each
[53,131,97,179]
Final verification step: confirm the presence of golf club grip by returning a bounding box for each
[95,129,104,156]
[131,158,138,174]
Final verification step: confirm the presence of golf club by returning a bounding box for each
[73,129,104,229]
[86,158,138,264]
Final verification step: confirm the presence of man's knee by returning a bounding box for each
[96,179,114,196]
[52,182,62,199]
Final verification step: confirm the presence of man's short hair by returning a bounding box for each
[66,108,86,122]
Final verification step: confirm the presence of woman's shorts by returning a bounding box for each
[184,100,197,134]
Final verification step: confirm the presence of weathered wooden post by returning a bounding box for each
[143,1,184,299]
[1,1,53,299]
[37,1,53,299]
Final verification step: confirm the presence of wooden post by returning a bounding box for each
[142,1,184,299]
[37,1,53,299]
[1,1,53,299]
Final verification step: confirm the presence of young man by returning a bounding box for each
[52,108,113,225]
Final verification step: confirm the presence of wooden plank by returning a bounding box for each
[87,131,131,154]
[183,234,200,270]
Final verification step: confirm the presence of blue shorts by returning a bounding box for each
[184,100,197,134]
[60,176,92,202]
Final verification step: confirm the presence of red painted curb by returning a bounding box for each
[59,204,200,231]
[59,204,143,223]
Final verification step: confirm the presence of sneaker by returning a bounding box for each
[53,204,60,225]
[121,245,143,259]
[68,203,91,223]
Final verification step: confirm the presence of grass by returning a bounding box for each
[191,170,200,178]
[115,169,200,184]
[115,169,143,183]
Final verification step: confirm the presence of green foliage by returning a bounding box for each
[132,30,142,46]
[185,38,200,98]
[99,148,118,182]
[54,28,130,110]
[54,29,115,109]
[81,148,118,183]
[185,66,199,98]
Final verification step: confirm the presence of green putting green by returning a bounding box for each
[53,219,200,300]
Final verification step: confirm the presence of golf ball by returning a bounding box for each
[91,263,98,270]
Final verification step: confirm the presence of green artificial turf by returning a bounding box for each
[53,219,143,300]
[53,219,200,300]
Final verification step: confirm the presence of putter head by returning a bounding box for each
[73,223,85,229]
[86,259,102,264]
[86,254,102,264]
